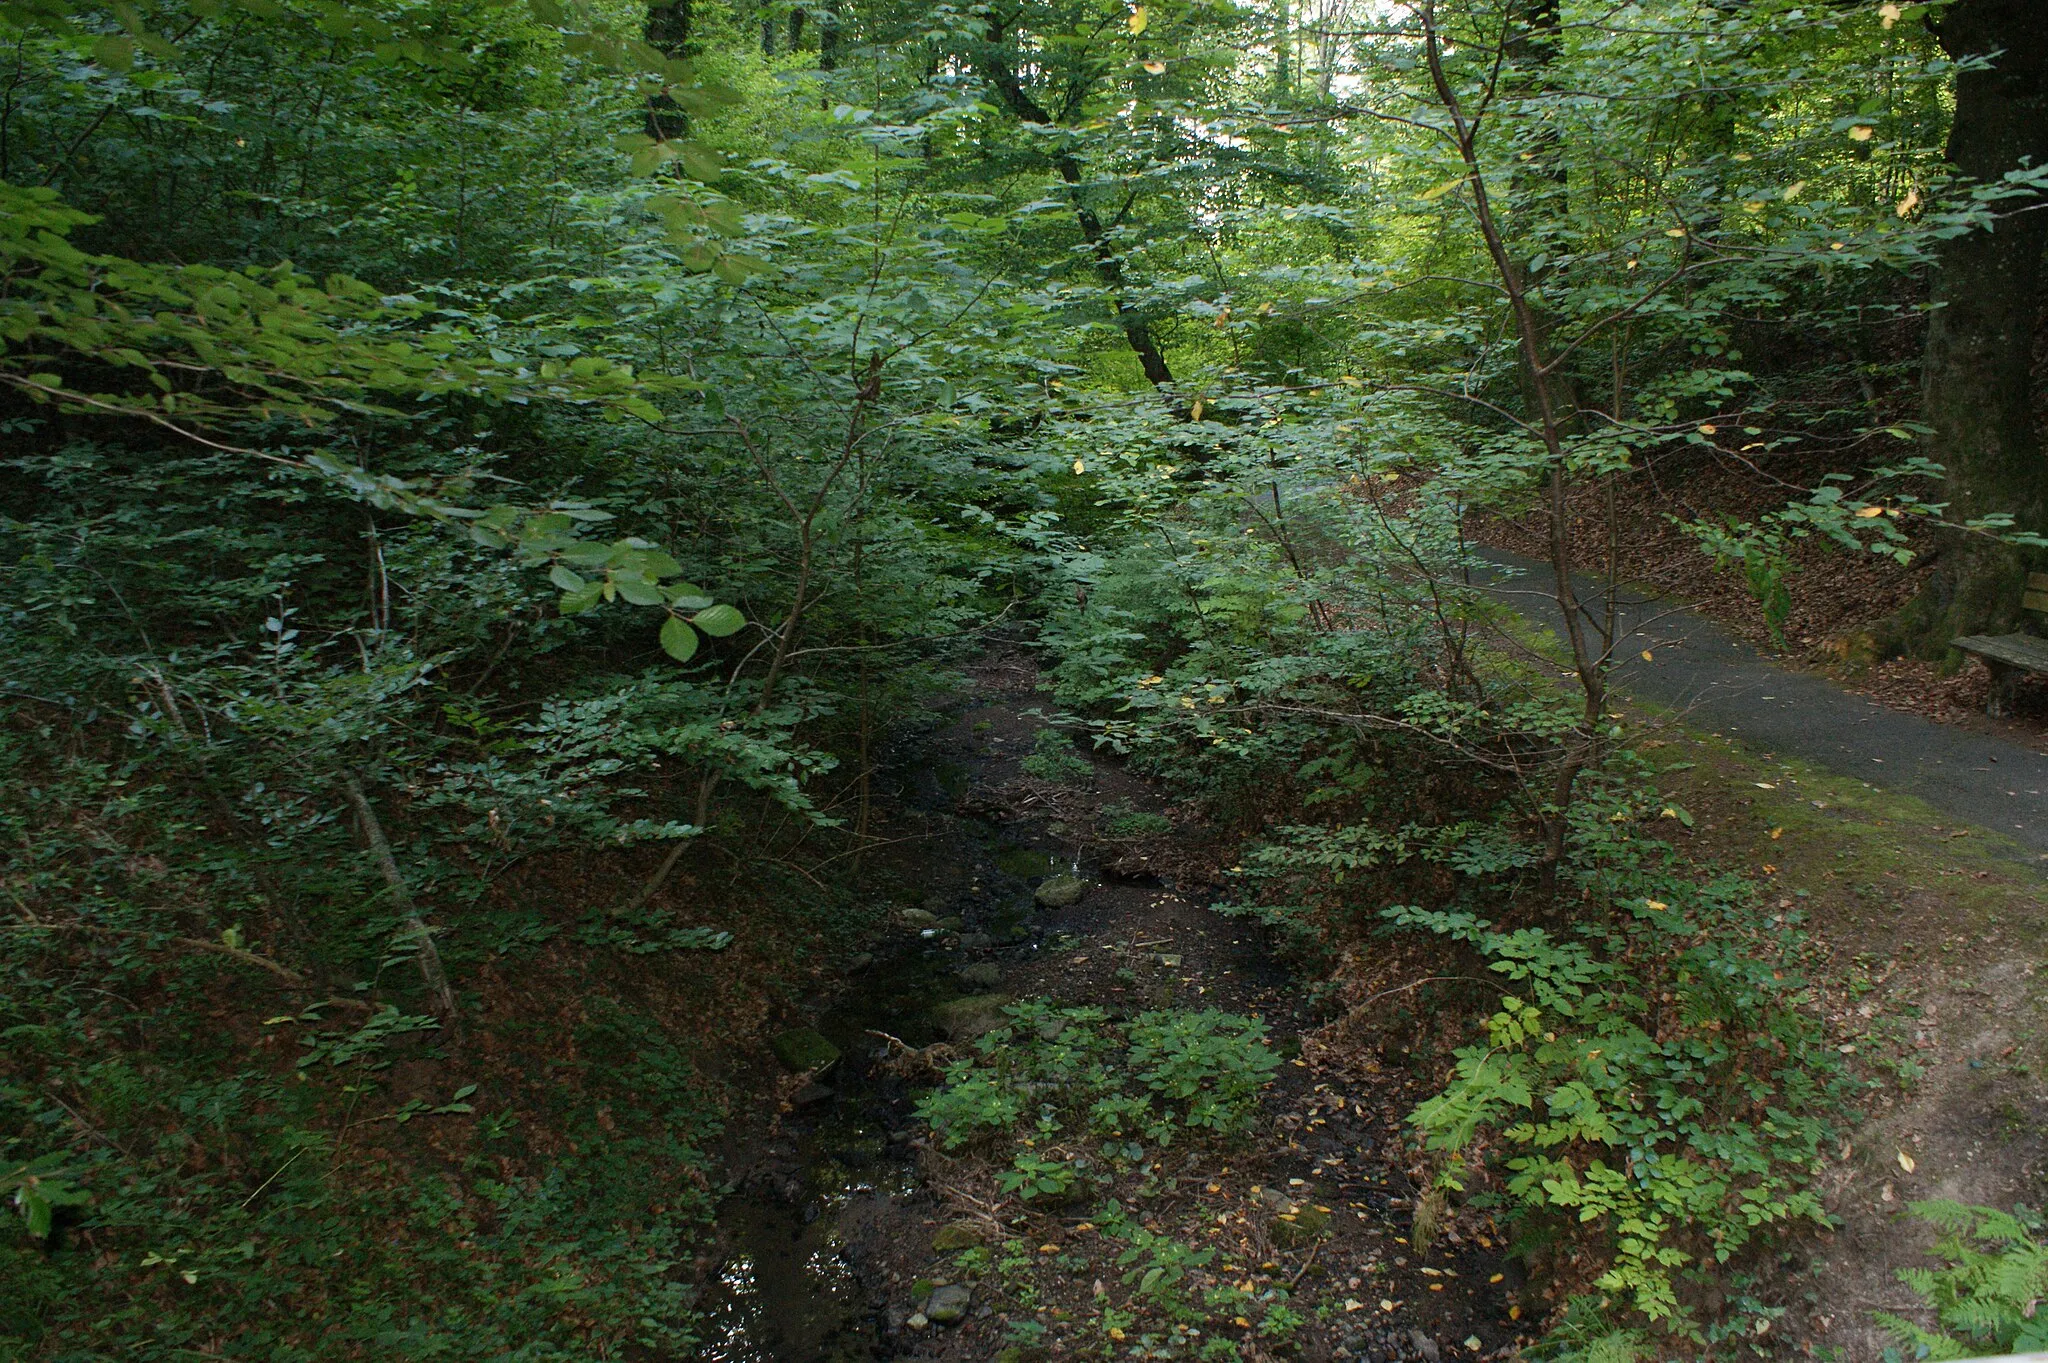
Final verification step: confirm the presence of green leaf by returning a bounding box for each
[659,616,699,662]
[691,603,745,637]
[559,581,603,615]
[615,575,664,606]
[548,564,586,592]
[674,140,723,182]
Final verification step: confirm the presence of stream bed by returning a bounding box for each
[693,705,1076,1359]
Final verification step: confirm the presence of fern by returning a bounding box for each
[1876,1201,2048,1359]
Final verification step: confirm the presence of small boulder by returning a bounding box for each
[936,915,965,932]
[1269,1200,1330,1248]
[790,1082,835,1108]
[957,931,994,950]
[924,1283,972,1325]
[898,907,940,929]
[930,1223,982,1252]
[770,1027,840,1074]
[1035,874,1087,908]
[931,994,1013,1041]
[956,962,1004,990]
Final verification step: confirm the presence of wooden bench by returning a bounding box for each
[1953,572,2048,717]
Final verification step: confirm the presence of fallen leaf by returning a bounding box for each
[1856,505,1886,518]
[1490,1273,1504,1283]
[1381,1299,1396,1312]
[1898,188,1920,216]
[1770,827,1783,839]
[1898,1151,1916,1173]
[1641,649,1654,662]
[1142,59,1165,73]
[1644,899,1668,911]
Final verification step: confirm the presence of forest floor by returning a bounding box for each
[1635,717,2048,1361]
[707,647,1524,1362]
[703,639,2048,1363]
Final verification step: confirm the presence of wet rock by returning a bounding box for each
[957,962,1004,990]
[790,1081,835,1108]
[1407,1330,1440,1363]
[932,994,1013,1041]
[924,1283,971,1324]
[845,952,874,971]
[1035,873,1087,908]
[905,1311,929,1330]
[770,1028,841,1073]
[931,1222,982,1252]
[957,931,994,950]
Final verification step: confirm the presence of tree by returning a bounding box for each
[1889,0,2048,649]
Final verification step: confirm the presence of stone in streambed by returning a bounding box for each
[771,1027,840,1073]
[931,1222,982,1252]
[924,1283,972,1325]
[931,994,1013,1041]
[956,962,1004,990]
[897,907,940,929]
[1035,874,1087,908]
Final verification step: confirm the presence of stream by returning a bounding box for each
[692,696,1077,1360]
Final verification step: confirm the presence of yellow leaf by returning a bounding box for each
[1381,1299,1396,1312]
[1641,649,1654,662]
[1644,899,1668,911]
[1698,423,1718,435]
[1784,180,1806,200]
[1879,2,1901,27]
[1419,174,1466,202]
[1897,188,1921,216]
[1849,124,1875,142]
[1856,505,1886,518]
[1510,1305,1522,1320]
[1665,227,1688,238]
[1142,59,1165,74]
[1898,1150,1916,1173]
[1073,459,1086,474]
[1770,827,1783,839]
[1127,4,1147,33]
[1490,1273,1504,1283]
[1191,398,1205,420]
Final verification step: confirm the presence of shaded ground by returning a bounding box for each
[1625,721,2048,1360]
[705,648,1523,1361]
[704,622,2048,1362]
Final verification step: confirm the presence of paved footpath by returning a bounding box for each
[1473,551,2048,857]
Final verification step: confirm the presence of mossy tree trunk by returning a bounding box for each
[1891,0,2048,653]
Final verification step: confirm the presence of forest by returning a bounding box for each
[2,0,2046,1359]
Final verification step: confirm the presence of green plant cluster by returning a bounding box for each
[916,1000,1282,1198]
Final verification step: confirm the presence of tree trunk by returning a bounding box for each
[645,0,695,139]
[1890,0,2048,652]
[977,34,1177,392]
